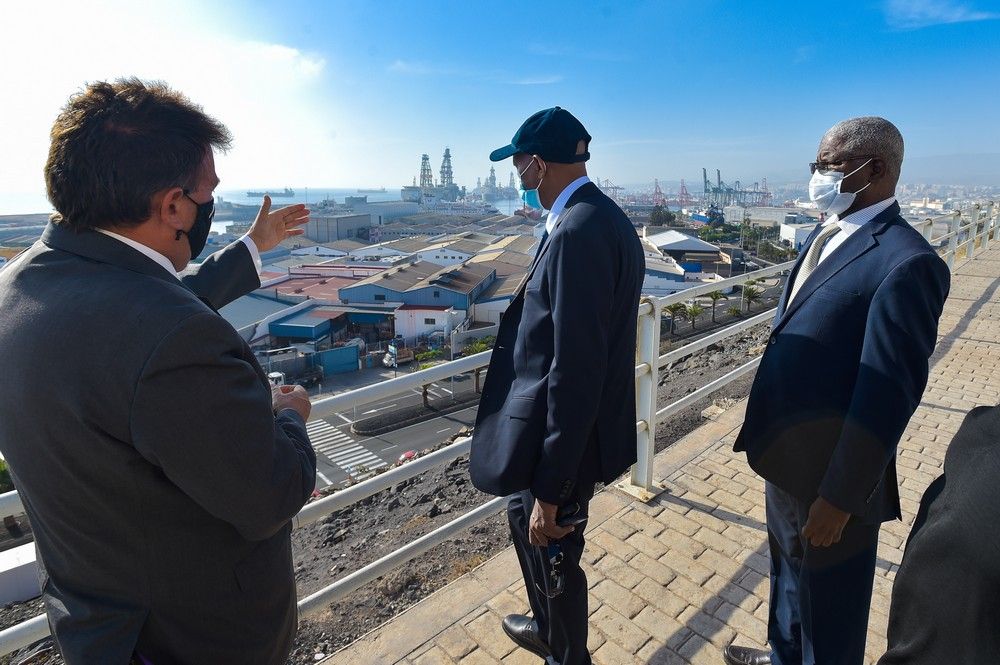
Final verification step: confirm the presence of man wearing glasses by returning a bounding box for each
[724,117,950,665]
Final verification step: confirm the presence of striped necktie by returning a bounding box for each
[787,223,842,304]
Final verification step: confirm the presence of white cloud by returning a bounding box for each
[387,59,465,76]
[388,59,562,87]
[0,0,340,213]
[883,0,1000,29]
[509,75,564,86]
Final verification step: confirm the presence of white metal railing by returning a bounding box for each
[0,202,996,657]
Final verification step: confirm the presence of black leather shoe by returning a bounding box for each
[723,644,772,665]
[502,614,551,660]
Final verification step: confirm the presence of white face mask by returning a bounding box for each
[808,158,873,216]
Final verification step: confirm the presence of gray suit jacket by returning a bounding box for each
[0,224,317,664]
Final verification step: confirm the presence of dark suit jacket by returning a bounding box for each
[470,182,645,504]
[0,224,317,665]
[734,202,950,522]
[878,405,1000,665]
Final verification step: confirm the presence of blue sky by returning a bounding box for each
[2,0,999,213]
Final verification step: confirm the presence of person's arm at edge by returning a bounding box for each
[130,311,316,541]
[530,222,616,504]
[819,252,950,515]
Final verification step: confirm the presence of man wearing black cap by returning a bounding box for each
[470,107,645,664]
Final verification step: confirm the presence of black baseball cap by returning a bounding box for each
[489,106,592,163]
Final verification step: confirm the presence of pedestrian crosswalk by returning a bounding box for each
[306,420,387,475]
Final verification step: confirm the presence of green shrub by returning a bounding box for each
[0,460,13,494]
[462,335,496,355]
[415,349,443,362]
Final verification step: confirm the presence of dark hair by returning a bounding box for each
[44,78,232,230]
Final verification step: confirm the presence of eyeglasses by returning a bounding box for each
[809,154,876,174]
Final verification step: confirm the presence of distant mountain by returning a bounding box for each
[615,153,1000,193]
[900,153,1000,186]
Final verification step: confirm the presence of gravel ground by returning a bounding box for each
[0,322,770,665]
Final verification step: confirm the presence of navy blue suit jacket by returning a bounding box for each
[470,182,645,504]
[734,202,950,522]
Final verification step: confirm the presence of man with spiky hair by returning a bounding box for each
[0,79,316,664]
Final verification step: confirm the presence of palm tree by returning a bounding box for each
[726,305,742,318]
[665,303,687,335]
[685,303,704,330]
[706,290,728,322]
[743,285,763,311]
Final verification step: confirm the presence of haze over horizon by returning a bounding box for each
[2,0,999,215]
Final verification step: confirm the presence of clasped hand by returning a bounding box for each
[802,496,851,548]
[271,384,311,421]
[528,499,575,547]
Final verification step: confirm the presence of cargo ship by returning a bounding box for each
[357,187,387,194]
[246,187,295,198]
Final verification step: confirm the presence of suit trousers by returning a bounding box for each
[508,485,595,665]
[765,482,880,665]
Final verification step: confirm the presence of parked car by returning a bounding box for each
[290,366,324,388]
[382,347,415,367]
[397,450,418,465]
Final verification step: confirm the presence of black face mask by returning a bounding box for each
[178,191,215,260]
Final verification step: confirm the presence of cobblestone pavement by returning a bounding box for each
[322,245,1000,665]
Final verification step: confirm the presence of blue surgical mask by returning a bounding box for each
[518,158,545,210]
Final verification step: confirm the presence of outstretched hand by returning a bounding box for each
[247,195,310,252]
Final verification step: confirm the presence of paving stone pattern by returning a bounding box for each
[324,246,1000,664]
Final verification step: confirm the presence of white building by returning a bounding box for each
[725,206,814,228]
[348,236,435,260]
[290,245,347,258]
[414,238,489,266]
[305,213,375,243]
[780,221,820,251]
[393,305,461,342]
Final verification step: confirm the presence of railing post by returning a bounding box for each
[947,212,960,270]
[966,204,980,259]
[618,297,664,501]
[985,201,996,249]
[920,217,934,243]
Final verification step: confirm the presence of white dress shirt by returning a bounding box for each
[545,175,592,235]
[816,196,897,265]
[96,229,262,279]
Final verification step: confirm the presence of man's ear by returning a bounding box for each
[869,158,886,182]
[533,155,547,178]
[576,139,588,156]
[157,187,188,232]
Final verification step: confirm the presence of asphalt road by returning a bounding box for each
[307,380,481,489]
[305,277,787,491]
[328,374,480,425]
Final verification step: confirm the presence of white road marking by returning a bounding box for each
[306,420,387,474]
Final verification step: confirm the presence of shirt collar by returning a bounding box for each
[826,196,897,233]
[95,228,179,279]
[545,175,591,234]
